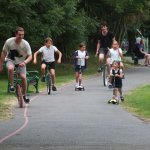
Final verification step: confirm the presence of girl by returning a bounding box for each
[108,40,124,69]
[73,43,89,89]
[108,60,124,104]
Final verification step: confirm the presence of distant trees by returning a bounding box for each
[0,0,150,58]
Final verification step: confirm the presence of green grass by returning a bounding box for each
[123,84,150,121]
[0,54,98,120]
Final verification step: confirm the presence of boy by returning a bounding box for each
[33,37,62,91]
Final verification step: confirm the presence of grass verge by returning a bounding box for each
[123,84,150,122]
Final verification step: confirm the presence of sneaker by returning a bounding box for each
[41,76,45,82]
[52,85,57,91]
[97,67,103,72]
[108,84,113,89]
[75,84,79,88]
[120,96,124,101]
[23,95,30,103]
[10,85,15,92]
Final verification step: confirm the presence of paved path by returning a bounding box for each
[0,66,150,150]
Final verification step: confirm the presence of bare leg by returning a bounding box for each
[99,53,104,67]
[41,64,46,77]
[50,69,55,85]
[19,73,27,95]
[8,65,14,86]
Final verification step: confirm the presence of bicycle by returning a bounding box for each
[45,63,52,95]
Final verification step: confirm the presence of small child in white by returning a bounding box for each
[73,43,89,89]
[108,60,124,104]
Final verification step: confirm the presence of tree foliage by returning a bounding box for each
[0,0,150,57]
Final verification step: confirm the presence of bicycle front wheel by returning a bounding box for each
[102,65,109,87]
[16,84,23,108]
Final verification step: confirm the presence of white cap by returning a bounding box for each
[136,37,141,44]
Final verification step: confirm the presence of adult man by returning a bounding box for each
[95,21,115,72]
[0,27,32,103]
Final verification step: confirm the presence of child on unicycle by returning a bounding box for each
[73,43,89,90]
[108,60,124,104]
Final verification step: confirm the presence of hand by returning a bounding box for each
[57,59,61,64]
[33,59,37,64]
[85,56,89,59]
[19,61,26,67]
[95,51,98,57]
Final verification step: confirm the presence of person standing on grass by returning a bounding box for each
[0,27,32,103]
[73,43,89,88]
[33,37,62,91]
[95,21,115,72]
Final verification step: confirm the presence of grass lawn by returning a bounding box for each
[123,84,150,121]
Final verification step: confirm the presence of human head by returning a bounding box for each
[112,40,119,49]
[100,21,109,32]
[45,37,53,48]
[79,43,86,51]
[112,60,120,69]
[15,27,24,41]
[140,39,144,44]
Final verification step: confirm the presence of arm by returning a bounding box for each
[96,40,100,56]
[33,51,40,64]
[19,54,32,67]
[0,51,7,72]
[56,50,62,64]
[118,48,123,57]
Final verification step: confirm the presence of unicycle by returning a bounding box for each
[45,63,52,95]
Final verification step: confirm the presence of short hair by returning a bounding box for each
[15,27,24,34]
[79,43,86,48]
[100,21,109,28]
[45,37,53,43]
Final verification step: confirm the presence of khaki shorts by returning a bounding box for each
[6,60,26,75]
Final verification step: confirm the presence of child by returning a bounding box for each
[73,43,89,89]
[108,40,124,69]
[108,60,124,104]
[33,37,62,91]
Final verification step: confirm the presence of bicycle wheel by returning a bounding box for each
[16,84,23,108]
[46,74,51,95]
[102,65,108,86]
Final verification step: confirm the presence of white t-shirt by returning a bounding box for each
[39,45,58,62]
[3,37,32,64]
[76,50,86,66]
[109,48,122,64]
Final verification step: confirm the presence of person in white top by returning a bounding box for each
[108,40,124,69]
[73,43,89,88]
[33,37,62,91]
[0,27,32,103]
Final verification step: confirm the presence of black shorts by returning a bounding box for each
[75,65,85,73]
[41,61,55,69]
[99,48,109,56]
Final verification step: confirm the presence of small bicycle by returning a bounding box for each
[45,63,52,95]
[14,66,24,108]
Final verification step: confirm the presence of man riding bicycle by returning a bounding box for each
[0,27,32,103]
[95,21,115,72]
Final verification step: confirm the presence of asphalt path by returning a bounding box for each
[0,66,150,150]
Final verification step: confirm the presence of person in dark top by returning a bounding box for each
[95,21,115,72]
